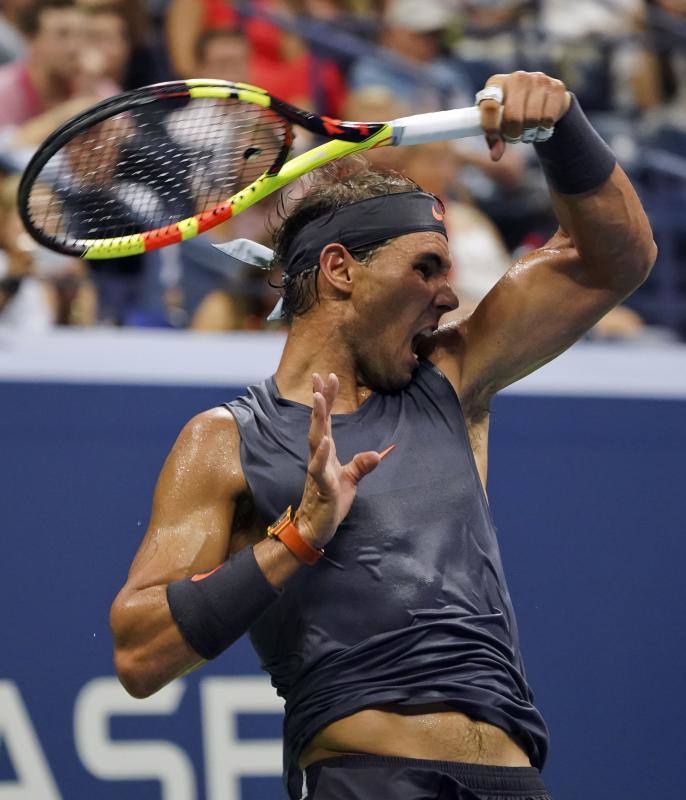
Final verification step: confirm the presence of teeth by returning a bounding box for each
[418,329,433,339]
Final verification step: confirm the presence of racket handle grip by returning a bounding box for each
[391,106,483,146]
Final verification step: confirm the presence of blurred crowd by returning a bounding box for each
[0,0,684,338]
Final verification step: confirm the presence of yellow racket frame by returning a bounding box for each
[79,80,392,259]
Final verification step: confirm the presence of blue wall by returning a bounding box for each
[1,382,684,799]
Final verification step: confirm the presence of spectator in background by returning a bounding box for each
[346,0,534,250]
[299,0,378,73]
[0,173,97,329]
[349,0,473,112]
[166,0,282,78]
[346,0,533,250]
[0,0,119,172]
[194,26,250,83]
[78,0,169,88]
[249,0,347,115]
[539,0,648,114]
[637,0,686,154]
[0,173,50,330]
[0,0,31,65]
[454,0,551,90]
[0,0,93,124]
[80,2,132,88]
[166,0,345,114]
[161,25,281,331]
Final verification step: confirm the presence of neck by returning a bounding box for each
[275,317,372,413]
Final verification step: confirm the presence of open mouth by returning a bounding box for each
[411,327,435,354]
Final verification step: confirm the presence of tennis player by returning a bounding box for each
[110,71,656,799]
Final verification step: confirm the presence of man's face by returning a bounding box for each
[197,36,250,83]
[84,12,130,84]
[384,26,441,63]
[30,7,86,81]
[344,231,458,392]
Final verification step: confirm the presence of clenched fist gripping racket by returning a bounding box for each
[18,79,484,260]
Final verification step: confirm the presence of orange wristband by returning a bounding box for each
[267,506,323,566]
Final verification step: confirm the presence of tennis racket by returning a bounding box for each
[18,79,484,260]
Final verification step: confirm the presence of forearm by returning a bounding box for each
[111,539,303,697]
[535,98,656,290]
[549,167,656,289]
[110,584,204,698]
[9,98,98,147]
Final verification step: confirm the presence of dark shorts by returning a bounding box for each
[301,755,552,799]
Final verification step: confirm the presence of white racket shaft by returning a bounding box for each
[390,107,484,146]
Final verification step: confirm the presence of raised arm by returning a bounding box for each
[428,72,657,416]
[165,0,205,78]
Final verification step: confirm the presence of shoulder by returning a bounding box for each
[177,404,238,441]
[168,406,246,496]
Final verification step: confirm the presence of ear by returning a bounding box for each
[317,243,358,299]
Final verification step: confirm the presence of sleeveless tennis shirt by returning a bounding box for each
[226,359,549,794]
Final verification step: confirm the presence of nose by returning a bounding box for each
[435,281,459,314]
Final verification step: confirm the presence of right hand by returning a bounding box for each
[296,373,388,549]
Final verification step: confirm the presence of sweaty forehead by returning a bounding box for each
[385,231,450,260]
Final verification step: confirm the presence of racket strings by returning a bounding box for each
[25,97,289,246]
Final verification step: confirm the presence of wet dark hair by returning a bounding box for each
[269,159,421,323]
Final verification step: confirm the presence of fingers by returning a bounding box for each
[313,372,338,412]
[539,88,569,133]
[321,372,339,412]
[487,136,506,162]
[344,443,396,486]
[308,433,331,486]
[312,372,324,396]
[537,91,557,135]
[478,72,569,160]
[309,372,396,490]
[309,372,338,455]
[308,388,327,457]
[478,74,505,138]
[478,75,505,161]
[344,450,381,485]
[499,77,527,143]
[378,443,396,460]
[314,372,338,430]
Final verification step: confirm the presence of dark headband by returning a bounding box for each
[283,191,447,278]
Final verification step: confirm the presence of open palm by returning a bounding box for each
[296,372,390,549]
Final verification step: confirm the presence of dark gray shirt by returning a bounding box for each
[227,359,548,793]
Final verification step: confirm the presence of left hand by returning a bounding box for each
[477,71,571,162]
[296,372,384,549]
